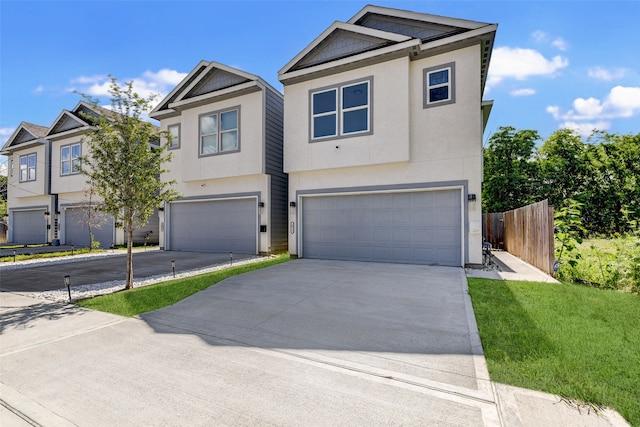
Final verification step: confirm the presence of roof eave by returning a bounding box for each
[279,38,420,85]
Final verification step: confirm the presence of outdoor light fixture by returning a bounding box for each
[289,202,296,208]
[44,211,50,219]
[468,194,477,201]
[71,245,75,256]
[171,260,176,277]
[13,249,16,263]
[258,202,265,208]
[229,251,233,266]
[64,275,72,303]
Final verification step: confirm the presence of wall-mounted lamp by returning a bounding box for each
[44,211,50,219]
[158,206,164,211]
[289,202,297,208]
[468,194,477,201]
[258,202,265,208]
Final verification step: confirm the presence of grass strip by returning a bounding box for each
[76,253,291,317]
[0,247,96,263]
[468,278,639,425]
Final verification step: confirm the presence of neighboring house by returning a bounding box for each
[278,5,496,266]
[149,61,287,255]
[1,122,50,244]
[1,102,159,247]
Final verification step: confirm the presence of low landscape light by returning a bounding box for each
[229,251,233,266]
[171,260,176,277]
[64,275,72,303]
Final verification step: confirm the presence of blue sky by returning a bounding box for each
[1,0,639,172]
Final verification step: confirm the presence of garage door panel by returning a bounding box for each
[65,208,114,248]
[13,210,46,244]
[302,190,462,266]
[169,199,256,253]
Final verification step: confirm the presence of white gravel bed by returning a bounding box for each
[37,255,264,303]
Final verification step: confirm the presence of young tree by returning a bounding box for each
[75,187,110,252]
[79,77,179,289]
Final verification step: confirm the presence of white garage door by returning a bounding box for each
[12,210,46,244]
[168,199,257,253]
[64,208,114,248]
[301,190,462,266]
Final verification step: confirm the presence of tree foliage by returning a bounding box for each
[483,126,640,236]
[79,77,179,289]
[482,126,540,212]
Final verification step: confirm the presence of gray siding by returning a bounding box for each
[265,88,288,253]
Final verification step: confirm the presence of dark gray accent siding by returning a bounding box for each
[265,88,288,253]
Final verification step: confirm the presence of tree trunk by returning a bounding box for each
[125,225,134,290]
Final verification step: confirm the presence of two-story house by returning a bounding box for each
[1,122,51,244]
[278,5,496,266]
[1,102,158,247]
[149,61,287,255]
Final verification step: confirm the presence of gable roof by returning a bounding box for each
[150,61,281,120]
[0,121,48,154]
[279,5,497,88]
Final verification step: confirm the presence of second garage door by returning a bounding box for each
[168,198,257,253]
[64,208,115,248]
[301,189,462,266]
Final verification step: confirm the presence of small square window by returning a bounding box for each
[423,63,455,108]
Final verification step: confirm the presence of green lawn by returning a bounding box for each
[77,253,291,316]
[468,278,640,425]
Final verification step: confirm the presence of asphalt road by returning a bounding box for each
[0,250,254,292]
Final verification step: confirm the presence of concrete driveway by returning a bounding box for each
[1,259,499,426]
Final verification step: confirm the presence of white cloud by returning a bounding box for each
[0,127,16,146]
[560,121,611,137]
[547,86,640,135]
[510,88,536,97]
[552,37,568,51]
[588,66,627,81]
[486,47,569,91]
[531,30,548,43]
[69,69,188,107]
[32,85,44,94]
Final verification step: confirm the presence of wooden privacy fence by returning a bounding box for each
[483,212,504,249]
[503,200,555,275]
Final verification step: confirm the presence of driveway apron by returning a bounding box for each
[0,259,499,426]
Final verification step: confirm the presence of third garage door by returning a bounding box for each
[168,198,257,253]
[301,189,462,266]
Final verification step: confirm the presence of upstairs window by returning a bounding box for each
[19,153,36,182]
[199,107,240,156]
[61,143,81,175]
[311,77,372,141]
[423,63,456,108]
[167,124,180,149]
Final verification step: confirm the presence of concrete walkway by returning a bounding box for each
[0,258,630,426]
[465,250,559,283]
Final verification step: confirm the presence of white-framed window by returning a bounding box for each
[167,124,180,149]
[19,153,36,182]
[423,63,456,108]
[61,142,81,175]
[311,77,372,141]
[199,107,240,156]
